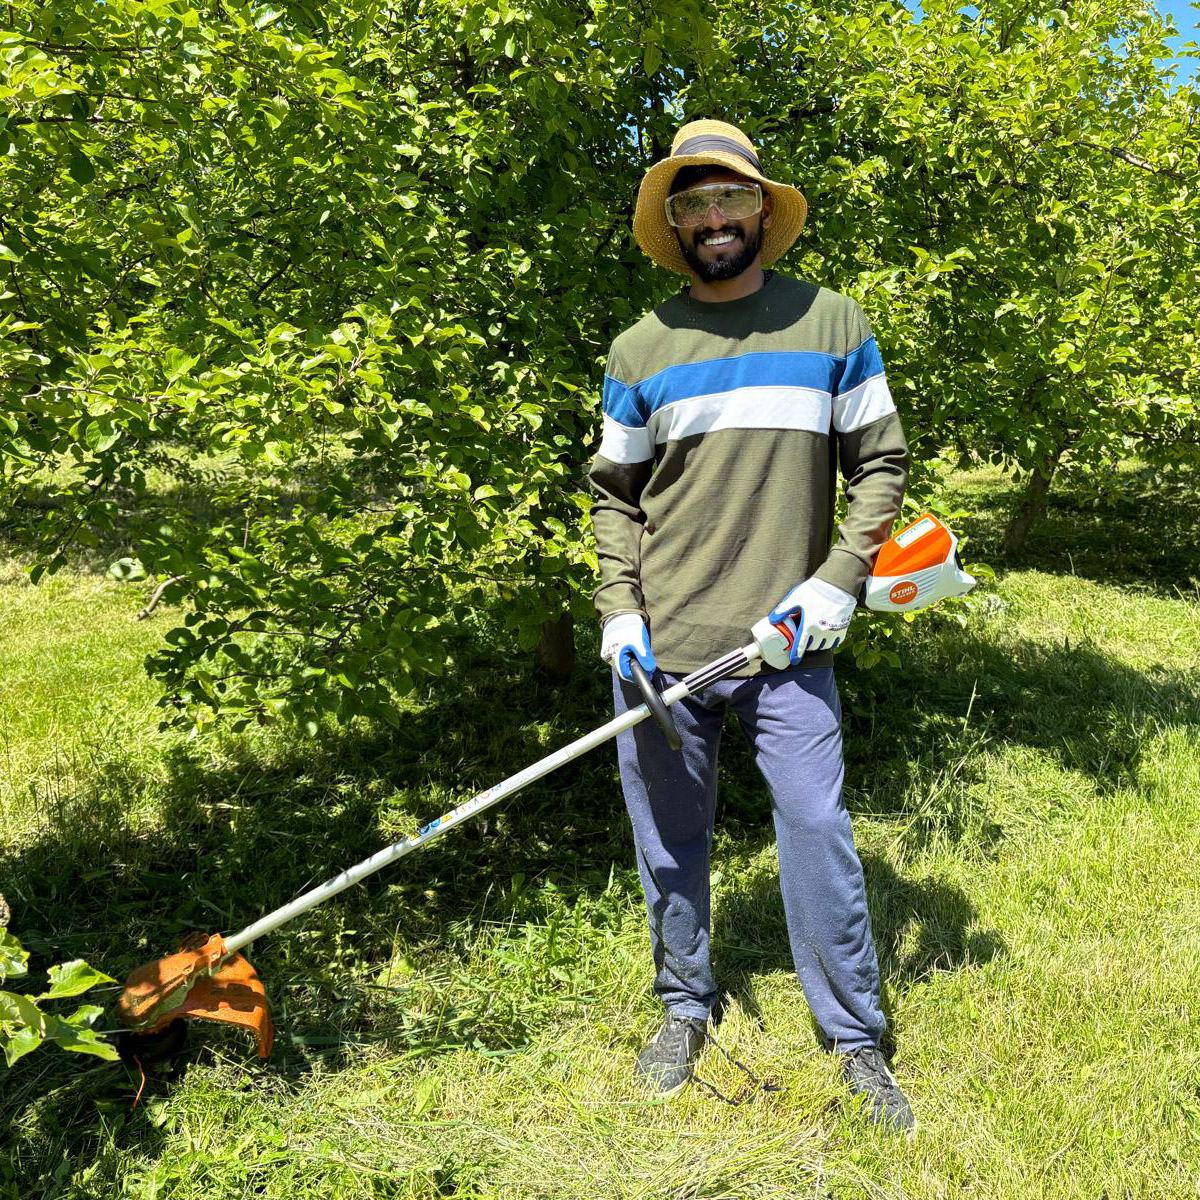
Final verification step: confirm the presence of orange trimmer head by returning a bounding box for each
[117,932,273,1057]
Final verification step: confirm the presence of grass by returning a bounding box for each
[1,462,1198,1199]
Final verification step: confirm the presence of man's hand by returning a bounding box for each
[754,578,857,668]
[600,613,657,682]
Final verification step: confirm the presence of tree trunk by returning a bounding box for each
[1002,462,1056,555]
[536,611,575,684]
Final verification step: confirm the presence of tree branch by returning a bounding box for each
[137,575,185,619]
[1077,136,1186,182]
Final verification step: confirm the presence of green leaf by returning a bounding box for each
[68,150,95,186]
[108,557,147,582]
[0,990,45,1033]
[42,1015,120,1060]
[412,1076,437,1117]
[65,1004,106,1027]
[0,932,28,983]
[165,349,201,383]
[2,1025,42,1066]
[39,960,116,1001]
[84,421,121,453]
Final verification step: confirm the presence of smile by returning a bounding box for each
[699,232,738,247]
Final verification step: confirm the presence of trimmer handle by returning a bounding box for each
[750,614,799,670]
[629,659,683,752]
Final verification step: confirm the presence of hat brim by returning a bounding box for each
[633,152,807,275]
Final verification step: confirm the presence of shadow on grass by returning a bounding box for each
[683,596,1195,1048]
[839,619,1198,839]
[3,652,629,999]
[710,853,1005,1051]
[2,583,1197,1189]
[947,463,1200,595]
[0,652,636,1186]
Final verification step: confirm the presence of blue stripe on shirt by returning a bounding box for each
[602,374,644,427]
[839,337,885,393]
[604,350,850,428]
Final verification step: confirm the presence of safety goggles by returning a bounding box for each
[664,181,763,228]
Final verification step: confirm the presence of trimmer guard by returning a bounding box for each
[117,932,273,1058]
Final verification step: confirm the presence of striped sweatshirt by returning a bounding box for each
[587,271,910,675]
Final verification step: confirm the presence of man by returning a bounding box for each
[588,120,914,1132]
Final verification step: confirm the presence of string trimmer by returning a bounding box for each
[117,514,974,1057]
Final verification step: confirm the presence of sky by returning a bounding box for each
[904,0,1199,86]
[1159,0,1200,83]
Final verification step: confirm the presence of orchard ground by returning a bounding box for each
[1,462,1198,1200]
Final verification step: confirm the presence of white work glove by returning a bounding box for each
[600,612,657,682]
[752,578,857,668]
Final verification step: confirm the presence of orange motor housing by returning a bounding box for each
[863,514,975,613]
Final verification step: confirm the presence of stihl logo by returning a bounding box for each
[889,581,919,605]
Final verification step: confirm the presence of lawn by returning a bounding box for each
[2,464,1198,1199]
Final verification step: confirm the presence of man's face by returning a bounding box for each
[672,168,774,283]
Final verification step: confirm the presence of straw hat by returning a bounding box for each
[633,119,807,275]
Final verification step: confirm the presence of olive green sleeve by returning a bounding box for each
[813,412,911,596]
[588,454,653,622]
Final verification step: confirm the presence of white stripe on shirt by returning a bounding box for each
[647,386,832,445]
[598,414,655,464]
[832,372,896,433]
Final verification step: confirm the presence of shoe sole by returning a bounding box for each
[651,1075,691,1100]
[633,1068,692,1100]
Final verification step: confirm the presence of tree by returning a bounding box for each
[737,0,1200,551]
[2,0,659,730]
[2,0,1196,733]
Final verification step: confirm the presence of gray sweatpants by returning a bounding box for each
[613,666,885,1050]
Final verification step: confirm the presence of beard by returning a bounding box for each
[676,220,764,282]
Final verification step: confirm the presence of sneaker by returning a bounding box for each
[634,1012,708,1096]
[840,1045,917,1134]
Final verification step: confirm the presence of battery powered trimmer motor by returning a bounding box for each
[117,513,975,1058]
[751,513,976,668]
